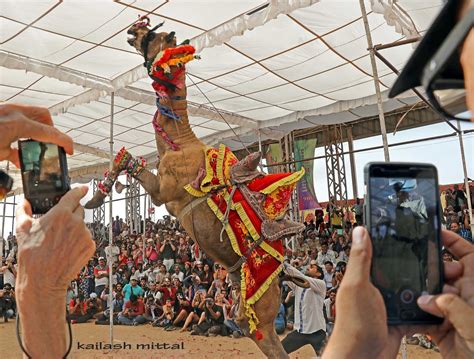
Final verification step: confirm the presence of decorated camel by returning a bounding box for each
[85,16,306,358]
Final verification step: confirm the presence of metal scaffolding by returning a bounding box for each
[126,176,141,234]
[324,125,349,208]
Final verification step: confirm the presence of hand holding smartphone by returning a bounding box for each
[18,140,70,214]
[364,162,444,325]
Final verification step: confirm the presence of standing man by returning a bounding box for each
[94,257,109,297]
[281,262,327,355]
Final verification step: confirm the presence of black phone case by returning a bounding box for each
[364,162,444,325]
[18,140,70,214]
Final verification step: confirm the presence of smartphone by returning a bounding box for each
[364,162,443,325]
[18,140,70,214]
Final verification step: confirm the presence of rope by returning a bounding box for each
[219,185,238,243]
[186,74,252,155]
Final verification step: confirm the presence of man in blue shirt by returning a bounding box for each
[122,276,144,303]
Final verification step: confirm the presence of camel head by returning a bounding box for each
[127,16,176,61]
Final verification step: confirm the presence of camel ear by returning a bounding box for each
[165,31,175,43]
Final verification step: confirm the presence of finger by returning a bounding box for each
[2,104,53,126]
[442,283,460,295]
[444,261,463,281]
[435,294,474,345]
[16,198,33,219]
[15,199,33,237]
[56,186,88,213]
[441,229,474,260]
[13,114,73,155]
[417,295,443,317]
[344,226,372,283]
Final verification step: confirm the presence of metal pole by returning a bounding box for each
[1,197,6,258]
[108,92,115,347]
[257,130,264,172]
[11,195,16,236]
[347,126,358,199]
[457,121,474,233]
[359,0,390,162]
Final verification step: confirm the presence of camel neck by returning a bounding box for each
[154,70,201,156]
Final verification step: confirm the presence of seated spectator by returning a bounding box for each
[122,276,144,303]
[171,264,184,282]
[441,249,454,262]
[180,290,206,332]
[158,277,177,304]
[0,283,16,322]
[317,242,337,266]
[169,293,191,330]
[143,295,162,323]
[155,264,168,285]
[449,221,472,242]
[68,294,94,324]
[118,294,146,326]
[324,289,336,336]
[190,294,225,337]
[223,287,244,338]
[323,261,335,290]
[153,298,174,328]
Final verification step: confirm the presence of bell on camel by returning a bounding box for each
[115,180,129,194]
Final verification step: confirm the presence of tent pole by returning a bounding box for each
[11,195,16,236]
[1,197,6,257]
[457,121,474,233]
[108,92,115,348]
[258,130,263,171]
[359,0,390,162]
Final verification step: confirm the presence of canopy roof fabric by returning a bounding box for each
[0,0,443,193]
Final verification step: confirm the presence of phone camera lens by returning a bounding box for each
[400,289,414,304]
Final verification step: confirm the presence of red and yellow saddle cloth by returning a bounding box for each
[184,144,304,333]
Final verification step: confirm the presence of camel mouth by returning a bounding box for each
[127,34,136,46]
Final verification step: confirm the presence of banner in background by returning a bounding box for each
[265,143,283,174]
[294,138,321,211]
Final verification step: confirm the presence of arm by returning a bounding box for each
[285,263,326,295]
[15,187,95,359]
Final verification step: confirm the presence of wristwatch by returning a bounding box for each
[0,170,13,200]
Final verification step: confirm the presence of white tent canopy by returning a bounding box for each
[0,0,444,192]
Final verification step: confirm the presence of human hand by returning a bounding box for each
[15,186,95,295]
[416,230,474,357]
[323,226,398,358]
[324,227,474,359]
[0,104,73,167]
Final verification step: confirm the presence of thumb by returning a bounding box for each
[343,226,372,283]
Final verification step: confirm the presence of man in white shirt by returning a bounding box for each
[281,262,327,355]
[316,242,337,266]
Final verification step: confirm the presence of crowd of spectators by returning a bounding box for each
[0,183,472,348]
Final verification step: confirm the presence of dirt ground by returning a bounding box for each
[0,320,441,358]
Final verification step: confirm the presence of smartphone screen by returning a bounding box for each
[366,163,443,324]
[19,140,70,214]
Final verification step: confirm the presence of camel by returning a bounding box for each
[85,16,306,358]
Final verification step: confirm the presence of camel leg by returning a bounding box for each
[238,280,289,359]
[85,149,163,209]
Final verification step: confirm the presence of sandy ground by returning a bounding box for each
[0,320,441,358]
